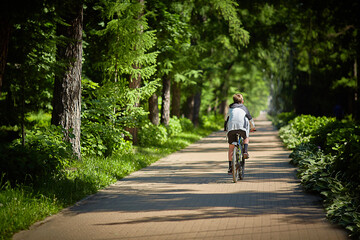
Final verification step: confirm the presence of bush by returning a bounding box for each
[279,115,335,149]
[271,112,297,129]
[166,117,182,137]
[0,126,73,185]
[279,115,360,238]
[201,113,224,130]
[179,117,194,132]
[81,121,132,157]
[138,122,168,147]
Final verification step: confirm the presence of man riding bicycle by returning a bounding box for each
[224,93,256,174]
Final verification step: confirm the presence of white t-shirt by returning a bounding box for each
[225,103,254,137]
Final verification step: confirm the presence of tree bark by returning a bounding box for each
[161,76,171,126]
[219,80,228,116]
[148,93,159,125]
[128,69,141,144]
[171,81,181,117]
[0,17,11,97]
[185,95,194,121]
[51,3,83,160]
[355,56,359,120]
[193,91,201,127]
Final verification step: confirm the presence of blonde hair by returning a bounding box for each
[233,93,243,104]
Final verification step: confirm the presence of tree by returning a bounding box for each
[82,0,158,146]
[0,16,11,97]
[1,0,57,146]
[51,1,83,159]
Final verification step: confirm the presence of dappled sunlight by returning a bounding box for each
[13,113,348,240]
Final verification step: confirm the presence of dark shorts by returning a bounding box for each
[227,130,247,144]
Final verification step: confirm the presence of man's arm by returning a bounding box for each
[250,119,256,131]
[224,116,229,131]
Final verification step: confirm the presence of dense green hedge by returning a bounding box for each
[277,114,360,238]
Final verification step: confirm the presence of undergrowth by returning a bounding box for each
[276,113,360,239]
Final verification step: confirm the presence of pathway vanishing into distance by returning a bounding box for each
[13,113,349,240]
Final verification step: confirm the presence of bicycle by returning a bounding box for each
[231,133,245,183]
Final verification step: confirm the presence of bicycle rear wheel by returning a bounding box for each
[238,143,246,180]
[232,146,239,183]
[239,154,245,180]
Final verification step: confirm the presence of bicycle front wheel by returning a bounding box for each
[232,146,239,183]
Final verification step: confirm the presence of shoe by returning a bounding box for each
[228,167,232,175]
[243,152,249,159]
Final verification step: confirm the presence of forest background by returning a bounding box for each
[0,0,359,239]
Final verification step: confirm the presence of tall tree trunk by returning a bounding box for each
[127,0,144,144]
[52,3,83,160]
[355,56,359,120]
[185,94,194,121]
[193,91,201,127]
[0,17,11,97]
[161,76,171,125]
[148,93,159,125]
[128,69,141,144]
[219,63,234,116]
[219,81,228,116]
[171,81,181,117]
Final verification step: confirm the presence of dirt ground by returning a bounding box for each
[13,113,349,240]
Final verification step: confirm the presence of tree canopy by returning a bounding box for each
[0,0,359,156]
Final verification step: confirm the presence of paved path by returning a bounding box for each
[13,114,349,240]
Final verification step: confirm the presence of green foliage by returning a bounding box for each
[81,77,158,157]
[200,113,224,130]
[211,0,250,47]
[279,115,335,149]
[0,126,73,185]
[166,116,182,136]
[1,3,56,126]
[179,117,194,132]
[81,121,133,157]
[138,122,168,147]
[269,112,297,129]
[279,114,360,238]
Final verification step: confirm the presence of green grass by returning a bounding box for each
[0,126,218,240]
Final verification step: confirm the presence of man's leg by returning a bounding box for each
[228,144,235,173]
[243,137,249,159]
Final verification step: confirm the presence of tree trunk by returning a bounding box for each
[219,80,228,115]
[127,0,144,144]
[219,63,234,116]
[185,94,194,121]
[193,91,201,127]
[148,93,159,125]
[0,17,11,97]
[171,81,181,117]
[51,3,83,160]
[161,76,171,126]
[355,56,359,120]
[128,70,141,144]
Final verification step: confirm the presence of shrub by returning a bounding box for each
[271,112,297,129]
[280,114,360,238]
[138,122,168,147]
[81,121,132,157]
[179,117,194,132]
[201,113,224,130]
[0,126,73,185]
[166,116,182,137]
[279,115,335,149]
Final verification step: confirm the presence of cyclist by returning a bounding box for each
[224,93,256,174]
